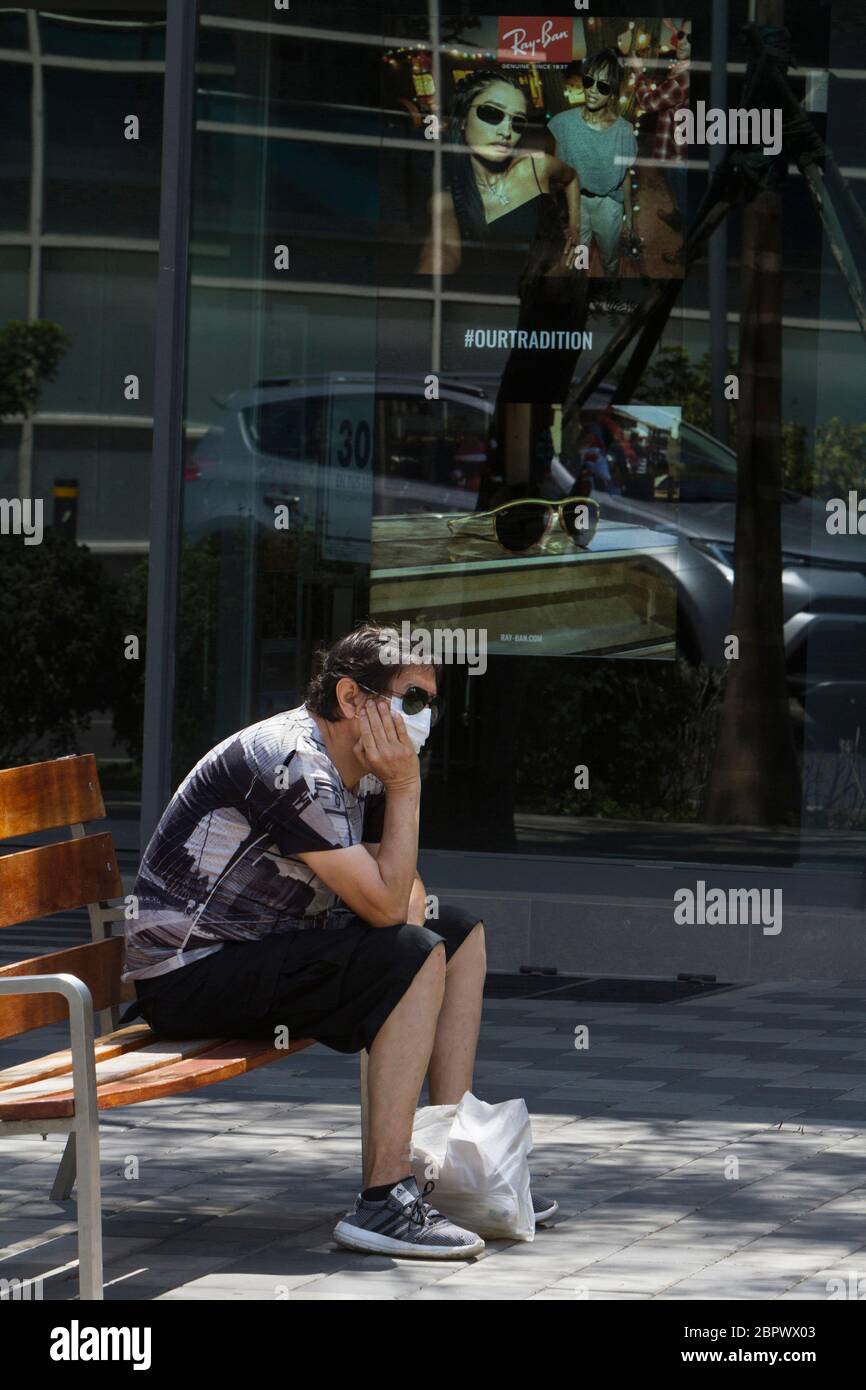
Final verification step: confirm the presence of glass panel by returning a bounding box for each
[0,61,31,231]
[44,71,164,237]
[41,250,158,413]
[175,2,866,880]
[0,8,166,860]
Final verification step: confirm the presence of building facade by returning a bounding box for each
[3,0,866,982]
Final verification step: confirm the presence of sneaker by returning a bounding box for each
[533,1192,559,1224]
[333,1177,485,1259]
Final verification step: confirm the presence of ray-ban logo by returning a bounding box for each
[498,17,573,63]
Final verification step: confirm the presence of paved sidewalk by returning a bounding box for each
[2,980,866,1300]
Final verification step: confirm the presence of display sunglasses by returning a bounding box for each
[472,101,529,135]
[582,75,613,95]
[357,682,444,727]
[447,495,600,553]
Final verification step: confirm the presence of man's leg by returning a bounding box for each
[363,942,446,1188]
[427,921,486,1104]
[595,195,625,276]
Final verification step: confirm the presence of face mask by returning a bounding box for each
[391,696,431,754]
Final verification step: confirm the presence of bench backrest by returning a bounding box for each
[0,754,124,1039]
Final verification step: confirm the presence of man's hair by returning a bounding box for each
[304,620,438,721]
[582,47,624,101]
[563,61,583,83]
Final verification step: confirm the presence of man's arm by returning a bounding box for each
[365,843,427,925]
[297,701,421,927]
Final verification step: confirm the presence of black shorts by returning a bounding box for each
[127,905,481,1055]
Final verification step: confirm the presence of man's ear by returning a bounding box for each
[335,677,365,720]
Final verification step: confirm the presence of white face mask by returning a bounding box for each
[390,696,431,754]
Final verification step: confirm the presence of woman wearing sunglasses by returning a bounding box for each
[418,67,581,276]
[547,48,637,277]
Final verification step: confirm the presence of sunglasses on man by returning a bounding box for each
[447,495,600,554]
[471,101,529,135]
[582,75,613,96]
[357,683,444,728]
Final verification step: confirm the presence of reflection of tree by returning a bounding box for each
[703,171,801,825]
[0,531,120,766]
[510,659,724,822]
[704,2,801,826]
[0,320,69,423]
[561,10,863,830]
[633,347,866,500]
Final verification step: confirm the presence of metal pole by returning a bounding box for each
[139,0,198,853]
[17,10,45,500]
[709,0,729,445]
[428,0,442,373]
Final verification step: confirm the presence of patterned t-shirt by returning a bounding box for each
[122,705,386,981]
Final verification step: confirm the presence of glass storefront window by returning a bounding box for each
[163,2,865,884]
[0,7,166,854]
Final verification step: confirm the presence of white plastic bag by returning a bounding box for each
[410,1090,535,1241]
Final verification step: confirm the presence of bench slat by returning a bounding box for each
[0,754,106,840]
[0,1023,153,1090]
[0,939,124,1039]
[4,1036,225,1102]
[0,1037,316,1121]
[0,834,123,932]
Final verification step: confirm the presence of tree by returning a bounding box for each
[0,531,122,765]
[633,346,812,495]
[0,320,69,420]
[703,2,802,826]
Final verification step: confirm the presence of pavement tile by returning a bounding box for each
[4,980,866,1299]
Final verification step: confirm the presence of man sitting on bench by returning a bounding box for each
[121,622,556,1257]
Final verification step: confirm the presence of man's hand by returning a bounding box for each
[354,698,419,789]
[562,223,586,271]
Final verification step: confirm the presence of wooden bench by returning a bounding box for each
[0,753,370,1301]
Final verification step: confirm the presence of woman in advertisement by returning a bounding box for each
[417,68,582,277]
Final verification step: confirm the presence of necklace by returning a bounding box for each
[476,171,510,207]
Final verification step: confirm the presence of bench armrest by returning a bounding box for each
[0,974,99,1132]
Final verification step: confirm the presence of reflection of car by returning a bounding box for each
[556,421,866,736]
[183,374,499,541]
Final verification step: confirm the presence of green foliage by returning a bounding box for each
[630,347,865,497]
[0,320,70,420]
[513,658,726,822]
[630,346,737,441]
[0,531,121,765]
[809,418,866,497]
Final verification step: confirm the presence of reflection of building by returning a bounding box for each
[4,7,866,981]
